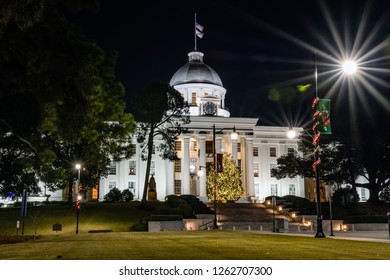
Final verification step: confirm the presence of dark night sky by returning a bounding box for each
[70,0,390,130]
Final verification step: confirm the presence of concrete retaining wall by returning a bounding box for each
[148,221,184,232]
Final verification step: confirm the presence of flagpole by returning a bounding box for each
[194,13,197,51]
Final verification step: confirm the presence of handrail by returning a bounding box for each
[198,220,214,231]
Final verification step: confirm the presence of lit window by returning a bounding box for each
[191,92,197,105]
[253,163,259,177]
[129,161,136,175]
[190,141,198,152]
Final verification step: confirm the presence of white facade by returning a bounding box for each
[98,50,304,202]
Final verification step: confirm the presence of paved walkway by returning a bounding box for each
[282,230,390,243]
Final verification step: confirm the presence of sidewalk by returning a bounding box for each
[284,230,390,243]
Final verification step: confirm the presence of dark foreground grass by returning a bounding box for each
[1,231,390,260]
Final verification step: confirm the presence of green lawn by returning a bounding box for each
[1,202,390,260]
[1,231,390,260]
[0,201,168,235]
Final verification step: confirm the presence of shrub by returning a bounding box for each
[103,187,123,202]
[150,215,183,221]
[122,189,134,202]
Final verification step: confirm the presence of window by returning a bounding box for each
[270,163,277,177]
[128,181,135,192]
[175,141,182,151]
[130,144,136,154]
[361,188,367,201]
[253,163,259,177]
[190,141,198,152]
[174,180,182,194]
[271,184,278,196]
[237,142,241,153]
[237,159,242,171]
[109,161,116,175]
[151,161,156,175]
[174,159,181,173]
[129,161,136,175]
[289,184,296,195]
[109,181,116,190]
[254,183,260,197]
[206,141,213,154]
[288,148,295,155]
[253,147,259,157]
[191,92,197,105]
[270,147,277,157]
[152,144,155,154]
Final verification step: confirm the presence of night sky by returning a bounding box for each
[70,0,390,131]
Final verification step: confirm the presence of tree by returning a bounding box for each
[272,136,389,203]
[0,0,136,198]
[207,153,243,203]
[132,81,190,207]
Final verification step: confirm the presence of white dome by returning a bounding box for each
[170,51,223,87]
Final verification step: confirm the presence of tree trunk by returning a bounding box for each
[67,177,73,203]
[141,127,154,206]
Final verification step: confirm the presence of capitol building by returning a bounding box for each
[98,50,305,203]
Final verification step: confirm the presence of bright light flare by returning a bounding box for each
[342,60,358,75]
[287,129,297,139]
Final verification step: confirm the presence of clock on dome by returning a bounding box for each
[203,102,217,115]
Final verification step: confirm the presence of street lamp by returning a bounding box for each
[328,185,335,236]
[75,163,81,234]
[75,163,81,195]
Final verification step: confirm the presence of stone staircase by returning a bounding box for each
[209,202,287,231]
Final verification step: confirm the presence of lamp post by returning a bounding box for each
[272,195,276,232]
[387,212,390,240]
[75,163,81,234]
[328,185,335,236]
[211,124,238,229]
[313,53,326,238]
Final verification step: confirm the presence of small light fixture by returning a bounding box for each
[197,166,206,177]
[231,127,238,140]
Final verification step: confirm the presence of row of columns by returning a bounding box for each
[180,133,254,199]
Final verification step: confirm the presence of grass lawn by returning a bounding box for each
[0,201,168,235]
[1,231,390,260]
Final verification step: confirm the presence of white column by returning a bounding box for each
[246,138,255,197]
[199,136,206,197]
[232,138,238,164]
[166,161,174,196]
[216,136,222,153]
[182,136,190,194]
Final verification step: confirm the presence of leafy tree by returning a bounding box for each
[132,81,190,207]
[272,135,389,203]
[207,153,243,203]
[0,0,136,198]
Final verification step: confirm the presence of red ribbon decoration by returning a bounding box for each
[312,159,321,170]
